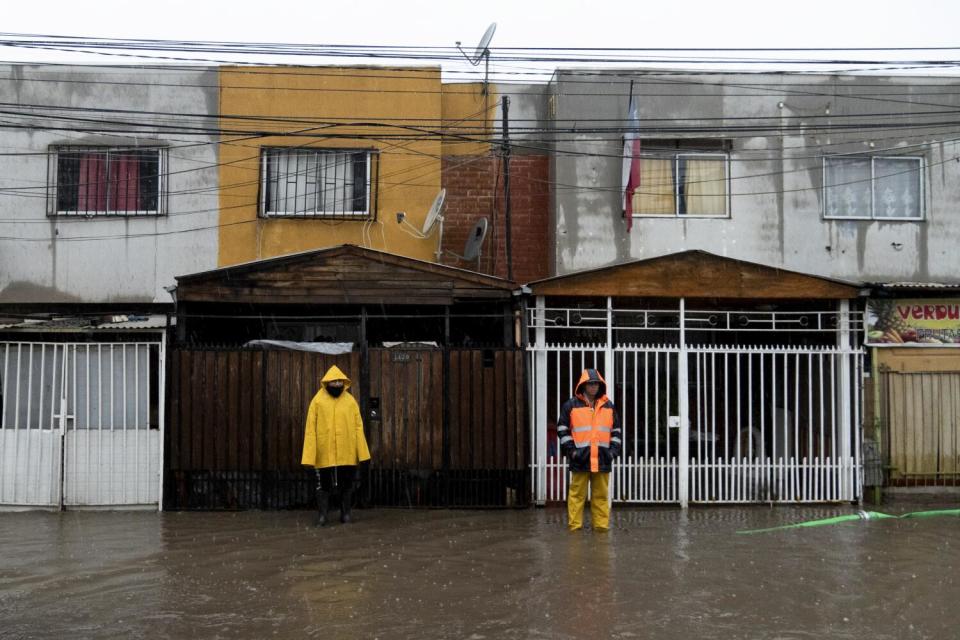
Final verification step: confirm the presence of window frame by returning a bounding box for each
[259,147,378,220]
[632,150,731,219]
[822,154,925,222]
[47,145,166,218]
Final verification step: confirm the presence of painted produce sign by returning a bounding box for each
[866,299,960,346]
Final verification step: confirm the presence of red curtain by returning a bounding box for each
[110,153,141,211]
[77,152,140,212]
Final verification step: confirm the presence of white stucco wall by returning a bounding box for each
[550,71,960,283]
[0,65,220,304]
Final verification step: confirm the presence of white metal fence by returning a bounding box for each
[529,299,863,506]
[0,340,165,508]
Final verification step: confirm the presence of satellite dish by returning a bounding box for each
[473,23,497,64]
[457,23,497,94]
[463,217,489,262]
[422,188,446,235]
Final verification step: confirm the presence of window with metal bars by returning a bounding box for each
[50,146,164,216]
[260,147,376,219]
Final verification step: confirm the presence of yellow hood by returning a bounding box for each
[321,365,352,390]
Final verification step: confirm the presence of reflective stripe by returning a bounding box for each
[610,437,622,444]
[597,442,610,448]
[572,426,592,433]
[596,426,611,433]
[575,442,590,448]
[559,436,573,445]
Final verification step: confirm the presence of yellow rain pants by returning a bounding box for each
[567,471,610,531]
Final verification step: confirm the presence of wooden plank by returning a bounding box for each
[505,351,519,470]
[908,374,922,474]
[168,350,182,471]
[430,350,443,470]
[457,350,471,470]
[949,375,960,475]
[484,351,496,468]
[251,351,264,472]
[950,375,960,475]
[201,351,218,469]
[493,351,506,469]
[225,351,238,471]
[877,348,960,374]
[190,352,204,470]
[236,351,251,471]
[215,351,228,471]
[264,351,278,471]
[448,350,461,470]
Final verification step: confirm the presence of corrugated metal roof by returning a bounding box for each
[0,314,168,332]
[877,282,960,290]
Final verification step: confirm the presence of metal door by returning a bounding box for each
[608,346,681,503]
[0,341,164,508]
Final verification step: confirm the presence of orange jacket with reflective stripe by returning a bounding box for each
[557,369,622,473]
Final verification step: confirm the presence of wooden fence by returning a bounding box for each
[165,347,527,509]
[881,369,960,486]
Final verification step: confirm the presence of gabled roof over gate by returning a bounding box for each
[175,244,516,305]
[528,250,861,300]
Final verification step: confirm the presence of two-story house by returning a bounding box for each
[528,70,960,506]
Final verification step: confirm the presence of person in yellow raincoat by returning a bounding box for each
[301,365,371,526]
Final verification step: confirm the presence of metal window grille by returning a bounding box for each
[48,146,165,217]
[823,155,924,221]
[260,148,377,220]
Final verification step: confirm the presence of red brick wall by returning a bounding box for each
[440,154,550,283]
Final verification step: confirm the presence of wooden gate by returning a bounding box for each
[366,347,526,507]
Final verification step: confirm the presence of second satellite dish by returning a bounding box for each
[463,217,489,262]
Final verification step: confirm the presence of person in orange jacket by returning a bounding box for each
[301,365,371,526]
[557,368,622,531]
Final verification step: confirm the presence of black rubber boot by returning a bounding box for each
[340,489,353,524]
[316,490,330,527]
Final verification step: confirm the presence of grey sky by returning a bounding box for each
[3,0,960,77]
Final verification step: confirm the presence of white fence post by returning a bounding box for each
[533,296,548,505]
[678,298,690,509]
[838,300,854,501]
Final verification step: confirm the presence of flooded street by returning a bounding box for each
[1,504,958,639]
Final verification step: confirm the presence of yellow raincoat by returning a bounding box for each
[301,365,371,469]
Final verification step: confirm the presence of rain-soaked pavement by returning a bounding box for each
[1,502,958,639]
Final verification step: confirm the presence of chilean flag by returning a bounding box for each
[621,87,641,233]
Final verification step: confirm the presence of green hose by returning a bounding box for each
[900,508,960,519]
[737,508,959,535]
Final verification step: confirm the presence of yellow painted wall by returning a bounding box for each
[440,82,498,157]
[218,66,447,266]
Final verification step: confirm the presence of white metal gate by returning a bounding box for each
[529,299,863,505]
[0,340,165,508]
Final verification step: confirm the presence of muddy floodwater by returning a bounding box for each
[1,504,958,639]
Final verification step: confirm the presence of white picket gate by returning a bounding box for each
[529,299,863,506]
[0,340,165,509]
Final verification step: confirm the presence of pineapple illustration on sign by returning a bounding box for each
[868,300,908,344]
